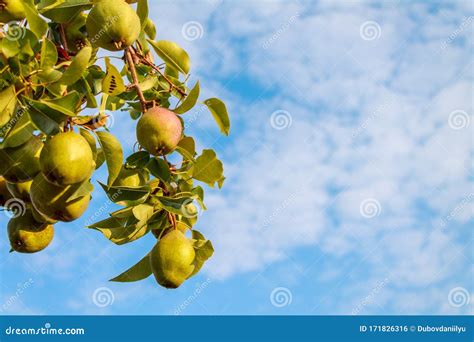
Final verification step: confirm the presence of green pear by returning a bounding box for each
[136,108,183,156]
[0,0,26,22]
[6,179,32,202]
[86,0,140,51]
[8,209,54,253]
[30,173,91,222]
[0,136,43,183]
[0,176,14,206]
[113,166,149,187]
[40,132,94,186]
[150,230,195,289]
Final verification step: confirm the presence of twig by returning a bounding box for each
[168,212,177,230]
[59,25,68,51]
[131,47,187,98]
[125,47,148,113]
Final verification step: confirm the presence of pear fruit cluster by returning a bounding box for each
[0,0,227,291]
[0,132,94,253]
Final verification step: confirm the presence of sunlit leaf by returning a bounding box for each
[95,131,124,187]
[204,98,230,136]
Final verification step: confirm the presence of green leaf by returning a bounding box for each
[126,151,150,169]
[66,180,93,203]
[28,106,61,135]
[40,39,58,69]
[189,231,214,278]
[95,148,105,169]
[0,86,17,127]
[148,40,191,75]
[39,0,92,23]
[23,0,48,38]
[95,131,124,187]
[137,0,148,27]
[177,136,196,157]
[39,91,82,116]
[110,253,152,282]
[192,149,225,188]
[98,182,150,206]
[102,57,125,96]
[37,68,63,84]
[132,204,154,222]
[144,18,156,39]
[88,216,128,229]
[204,98,230,136]
[79,128,97,157]
[174,81,200,114]
[146,158,171,183]
[156,196,195,216]
[92,223,150,245]
[1,110,36,148]
[58,46,92,86]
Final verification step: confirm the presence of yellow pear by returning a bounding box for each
[0,0,26,22]
[8,210,54,253]
[30,173,91,222]
[40,132,94,186]
[150,230,195,288]
[136,107,183,156]
[86,0,140,51]
[0,136,43,183]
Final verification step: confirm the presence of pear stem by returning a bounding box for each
[125,47,148,113]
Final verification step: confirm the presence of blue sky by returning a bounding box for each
[0,0,473,315]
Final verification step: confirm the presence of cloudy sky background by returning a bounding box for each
[0,0,473,315]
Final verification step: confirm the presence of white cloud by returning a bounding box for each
[154,0,473,313]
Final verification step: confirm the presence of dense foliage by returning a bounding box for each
[0,0,230,288]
